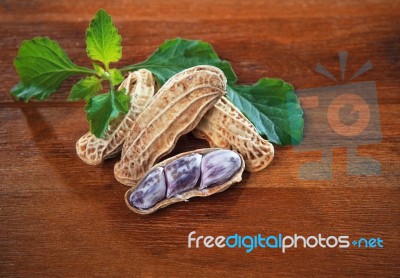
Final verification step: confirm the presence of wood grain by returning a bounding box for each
[0,0,399,276]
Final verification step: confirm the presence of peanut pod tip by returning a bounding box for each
[125,148,245,214]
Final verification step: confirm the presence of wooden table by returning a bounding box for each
[1,1,399,276]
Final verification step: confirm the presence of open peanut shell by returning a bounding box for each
[124,148,245,214]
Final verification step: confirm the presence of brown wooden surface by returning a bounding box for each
[1,0,399,276]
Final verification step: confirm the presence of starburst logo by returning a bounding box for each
[315,51,373,82]
[292,51,382,180]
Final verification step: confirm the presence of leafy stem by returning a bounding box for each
[10,9,304,145]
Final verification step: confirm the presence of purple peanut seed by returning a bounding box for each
[200,150,241,189]
[129,167,166,209]
[165,153,202,198]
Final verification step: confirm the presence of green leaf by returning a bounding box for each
[85,89,130,138]
[68,76,102,101]
[227,78,304,145]
[86,9,122,68]
[11,37,94,102]
[122,38,237,85]
[109,68,124,85]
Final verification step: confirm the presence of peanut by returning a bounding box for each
[126,148,244,214]
[76,69,155,165]
[114,66,226,186]
[192,96,274,172]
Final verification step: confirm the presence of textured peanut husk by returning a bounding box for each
[76,69,156,165]
[193,97,274,172]
[124,148,245,214]
[114,66,226,186]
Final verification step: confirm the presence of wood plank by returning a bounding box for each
[1,0,399,276]
[1,187,399,276]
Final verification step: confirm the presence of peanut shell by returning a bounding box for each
[193,96,274,172]
[125,148,245,214]
[114,66,226,186]
[76,69,156,165]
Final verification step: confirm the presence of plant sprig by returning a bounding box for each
[11,9,303,145]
